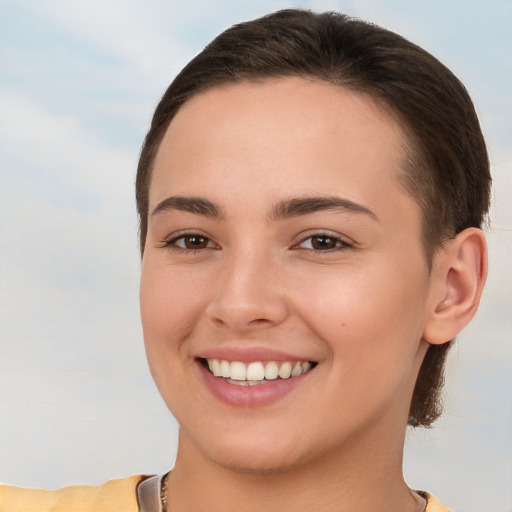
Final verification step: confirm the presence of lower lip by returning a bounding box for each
[197,361,312,408]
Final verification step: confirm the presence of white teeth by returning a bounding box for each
[205,358,314,382]
[246,362,265,381]
[211,359,221,377]
[291,362,303,377]
[228,379,249,386]
[278,362,292,379]
[230,361,247,381]
[227,379,264,386]
[264,361,279,380]
[220,360,231,378]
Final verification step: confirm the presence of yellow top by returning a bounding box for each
[0,476,452,511]
[0,475,145,512]
[422,491,453,512]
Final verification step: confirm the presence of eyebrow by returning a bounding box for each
[269,196,378,221]
[150,195,378,221]
[151,196,225,218]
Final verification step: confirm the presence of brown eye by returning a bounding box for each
[296,234,352,251]
[165,233,216,251]
[310,236,338,250]
[182,235,209,249]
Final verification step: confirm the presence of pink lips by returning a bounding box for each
[195,349,315,408]
[198,346,310,364]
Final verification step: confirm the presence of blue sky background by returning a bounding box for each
[0,1,510,510]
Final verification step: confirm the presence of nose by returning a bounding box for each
[205,249,289,332]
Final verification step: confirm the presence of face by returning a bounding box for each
[140,78,435,473]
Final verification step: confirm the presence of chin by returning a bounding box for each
[205,446,310,476]
[182,425,316,475]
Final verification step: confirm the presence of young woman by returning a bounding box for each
[1,9,490,512]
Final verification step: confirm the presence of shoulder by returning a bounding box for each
[0,475,148,512]
[417,490,453,512]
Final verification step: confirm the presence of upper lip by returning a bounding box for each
[196,345,317,363]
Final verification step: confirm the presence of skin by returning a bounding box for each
[139,77,481,511]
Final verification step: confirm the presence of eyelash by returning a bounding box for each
[161,232,219,253]
[161,231,353,254]
[293,232,354,253]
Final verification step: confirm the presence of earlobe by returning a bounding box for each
[423,227,488,345]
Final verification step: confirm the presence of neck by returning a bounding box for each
[166,423,418,512]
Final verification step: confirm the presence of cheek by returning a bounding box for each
[140,261,209,351]
[293,261,428,366]
[139,262,208,412]
[294,265,428,426]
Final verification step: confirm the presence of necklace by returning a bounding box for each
[160,472,169,512]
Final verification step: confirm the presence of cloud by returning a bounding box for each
[23,1,185,74]
[0,89,136,210]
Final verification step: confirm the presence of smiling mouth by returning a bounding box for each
[199,358,317,386]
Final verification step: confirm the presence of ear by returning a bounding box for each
[423,227,488,345]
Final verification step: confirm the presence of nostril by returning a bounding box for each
[210,317,227,328]
[249,318,271,325]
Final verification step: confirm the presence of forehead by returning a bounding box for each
[150,77,415,221]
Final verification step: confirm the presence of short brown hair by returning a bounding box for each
[136,9,491,427]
